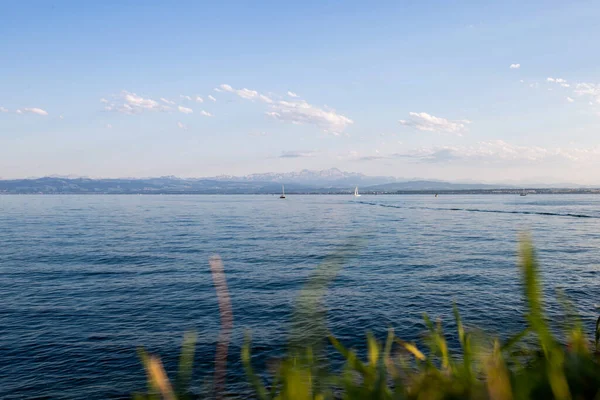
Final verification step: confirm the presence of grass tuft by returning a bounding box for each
[134,235,600,399]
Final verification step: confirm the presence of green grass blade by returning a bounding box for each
[329,335,369,375]
[501,327,530,352]
[367,332,380,367]
[289,240,362,356]
[519,235,571,400]
[242,333,269,400]
[595,316,600,353]
[176,331,197,399]
[519,236,555,352]
[453,302,465,347]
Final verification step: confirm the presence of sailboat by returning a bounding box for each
[280,185,286,199]
[354,186,361,197]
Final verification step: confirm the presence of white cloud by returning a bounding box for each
[177,121,187,130]
[287,91,299,98]
[0,106,8,113]
[59,115,64,119]
[566,97,575,103]
[160,98,176,105]
[546,77,570,88]
[279,150,317,158]
[208,95,217,102]
[106,124,113,129]
[124,93,157,109]
[219,84,352,134]
[547,77,567,83]
[103,91,169,114]
[267,99,353,134]
[178,105,193,114]
[180,95,193,101]
[509,63,521,69]
[574,82,600,104]
[399,112,471,135]
[195,96,203,103]
[200,110,213,117]
[390,141,600,164]
[219,84,273,103]
[19,107,49,116]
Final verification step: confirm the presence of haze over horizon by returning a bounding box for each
[2,1,600,183]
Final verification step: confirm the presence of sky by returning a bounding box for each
[1,0,599,183]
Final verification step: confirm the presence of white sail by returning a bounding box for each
[354,186,361,197]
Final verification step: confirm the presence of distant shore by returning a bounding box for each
[2,189,600,195]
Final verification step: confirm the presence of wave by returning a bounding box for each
[356,201,598,219]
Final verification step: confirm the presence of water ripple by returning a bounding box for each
[1,194,599,398]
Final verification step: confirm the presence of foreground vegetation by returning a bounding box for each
[135,236,600,399]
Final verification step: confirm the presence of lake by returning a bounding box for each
[1,194,599,398]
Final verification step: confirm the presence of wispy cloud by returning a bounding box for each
[106,124,113,129]
[566,97,575,103]
[574,82,600,104]
[180,95,193,101]
[358,155,389,161]
[103,91,169,114]
[279,150,317,158]
[160,98,176,105]
[200,110,213,117]
[373,141,600,164]
[219,84,273,103]
[0,106,8,113]
[18,107,49,116]
[547,77,570,88]
[287,91,299,98]
[399,112,471,135]
[220,84,353,134]
[178,105,193,114]
[177,121,187,130]
[195,96,203,103]
[509,63,521,69]
[208,95,217,102]
[267,100,353,134]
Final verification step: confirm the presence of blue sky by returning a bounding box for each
[1,0,599,183]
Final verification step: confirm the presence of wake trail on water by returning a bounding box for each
[356,201,598,219]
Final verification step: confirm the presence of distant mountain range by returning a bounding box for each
[212,168,395,186]
[0,168,596,194]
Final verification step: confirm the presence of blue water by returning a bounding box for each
[1,194,599,398]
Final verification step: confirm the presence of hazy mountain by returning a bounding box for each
[211,168,396,187]
[0,169,593,194]
[364,180,512,191]
[0,177,314,194]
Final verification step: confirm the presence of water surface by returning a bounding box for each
[1,194,599,398]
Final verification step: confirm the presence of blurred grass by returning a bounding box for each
[135,236,600,399]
